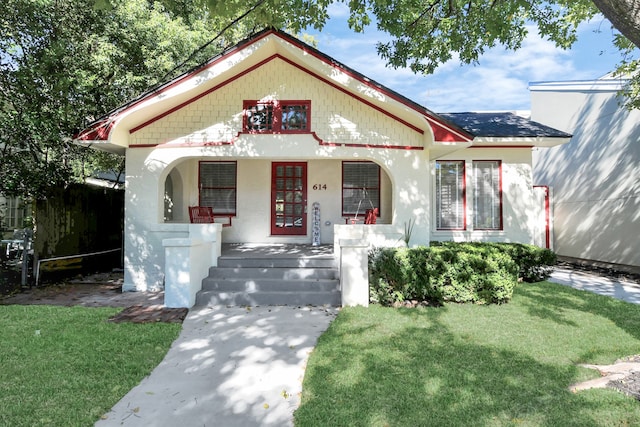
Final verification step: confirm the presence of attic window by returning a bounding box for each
[243,100,310,133]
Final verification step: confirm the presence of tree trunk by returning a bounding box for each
[591,0,640,48]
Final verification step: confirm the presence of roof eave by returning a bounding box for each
[74,139,126,156]
[472,136,572,147]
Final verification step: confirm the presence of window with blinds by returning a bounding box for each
[342,161,380,216]
[473,160,502,230]
[199,161,237,215]
[435,161,466,230]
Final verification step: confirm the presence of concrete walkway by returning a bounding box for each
[95,266,640,427]
[96,305,337,427]
[549,267,640,304]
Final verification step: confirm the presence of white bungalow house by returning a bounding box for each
[76,29,570,308]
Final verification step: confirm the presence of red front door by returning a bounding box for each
[271,162,307,235]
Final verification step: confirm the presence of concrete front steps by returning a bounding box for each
[195,252,341,306]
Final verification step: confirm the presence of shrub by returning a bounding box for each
[369,244,519,306]
[432,241,557,282]
[495,243,557,282]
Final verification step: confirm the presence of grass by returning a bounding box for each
[295,281,640,426]
[0,305,181,426]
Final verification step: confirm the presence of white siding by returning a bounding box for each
[532,84,640,267]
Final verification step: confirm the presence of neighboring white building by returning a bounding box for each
[76,29,570,296]
[531,74,640,268]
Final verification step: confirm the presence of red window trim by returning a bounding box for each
[198,160,238,216]
[243,100,311,134]
[472,160,503,231]
[341,161,381,217]
[435,160,467,231]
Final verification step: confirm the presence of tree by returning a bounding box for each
[592,0,640,48]
[3,0,638,201]
[0,0,238,198]
[193,0,640,106]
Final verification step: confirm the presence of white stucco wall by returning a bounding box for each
[122,137,432,291]
[431,148,537,245]
[116,47,543,292]
[531,81,640,267]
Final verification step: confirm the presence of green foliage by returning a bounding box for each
[0,305,181,425]
[433,241,557,283]
[4,0,638,200]
[370,242,556,306]
[296,288,640,425]
[369,243,520,306]
[0,0,233,198]
[339,0,599,74]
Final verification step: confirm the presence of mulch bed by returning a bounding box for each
[107,305,188,324]
[608,355,640,401]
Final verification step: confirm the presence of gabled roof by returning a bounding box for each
[75,28,570,154]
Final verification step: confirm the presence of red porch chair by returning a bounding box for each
[188,206,232,227]
[364,208,378,224]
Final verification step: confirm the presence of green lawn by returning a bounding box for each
[0,305,181,426]
[295,281,640,426]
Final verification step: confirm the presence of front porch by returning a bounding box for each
[196,243,340,307]
[162,230,372,308]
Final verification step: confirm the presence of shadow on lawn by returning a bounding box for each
[517,282,640,343]
[296,305,639,427]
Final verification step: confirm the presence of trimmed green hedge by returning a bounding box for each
[369,242,556,306]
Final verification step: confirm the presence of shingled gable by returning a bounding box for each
[74,28,473,154]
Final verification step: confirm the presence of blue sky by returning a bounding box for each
[306,3,625,112]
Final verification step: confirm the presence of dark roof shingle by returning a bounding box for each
[438,112,572,138]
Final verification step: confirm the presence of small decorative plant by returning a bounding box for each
[402,218,415,246]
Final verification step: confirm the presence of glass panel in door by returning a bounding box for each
[271,162,307,235]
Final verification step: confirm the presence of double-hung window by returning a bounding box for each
[1,196,26,230]
[199,161,237,215]
[473,160,502,230]
[435,161,466,230]
[243,100,310,133]
[342,161,380,216]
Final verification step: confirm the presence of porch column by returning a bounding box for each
[162,223,222,308]
[339,239,369,307]
[189,223,222,266]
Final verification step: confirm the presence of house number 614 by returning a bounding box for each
[313,184,327,190]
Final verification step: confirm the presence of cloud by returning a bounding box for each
[312,14,622,112]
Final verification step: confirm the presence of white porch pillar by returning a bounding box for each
[162,224,222,308]
[339,239,369,307]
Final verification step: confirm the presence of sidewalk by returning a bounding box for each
[96,305,337,427]
[94,266,640,426]
[549,267,640,304]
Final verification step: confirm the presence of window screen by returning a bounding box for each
[342,161,380,216]
[473,160,502,230]
[199,161,237,215]
[436,161,465,229]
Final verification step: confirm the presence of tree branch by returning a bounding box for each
[591,0,640,48]
[159,0,267,82]
[409,0,444,28]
